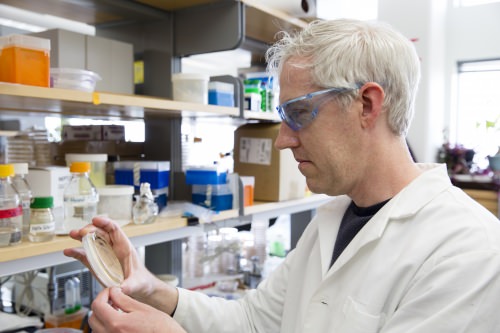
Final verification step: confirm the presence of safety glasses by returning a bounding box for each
[276,85,360,131]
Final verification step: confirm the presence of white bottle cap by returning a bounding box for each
[12,162,29,175]
[82,232,124,288]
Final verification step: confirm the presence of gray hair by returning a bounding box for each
[266,19,421,136]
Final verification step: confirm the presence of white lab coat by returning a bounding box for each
[174,164,500,332]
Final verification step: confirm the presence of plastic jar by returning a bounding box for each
[29,196,55,242]
[97,185,134,224]
[65,154,107,188]
[171,73,209,104]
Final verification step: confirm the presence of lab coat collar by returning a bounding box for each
[318,163,452,277]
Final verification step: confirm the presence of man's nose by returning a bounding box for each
[274,123,299,150]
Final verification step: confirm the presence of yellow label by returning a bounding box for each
[134,60,144,84]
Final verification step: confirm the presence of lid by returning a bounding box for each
[51,68,102,81]
[70,162,91,173]
[31,196,54,209]
[12,163,29,175]
[0,164,14,178]
[0,34,50,51]
[82,232,124,288]
[97,185,134,196]
[113,161,170,171]
[171,73,209,81]
[66,153,107,163]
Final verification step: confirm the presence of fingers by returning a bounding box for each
[67,224,97,241]
[108,287,141,313]
[89,288,119,331]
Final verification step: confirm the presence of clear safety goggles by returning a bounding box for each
[276,85,360,131]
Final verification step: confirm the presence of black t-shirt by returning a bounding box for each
[329,199,390,268]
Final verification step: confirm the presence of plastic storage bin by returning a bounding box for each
[0,34,50,87]
[65,154,107,188]
[185,166,227,185]
[172,73,209,104]
[208,81,234,107]
[192,184,233,211]
[51,68,101,92]
[114,161,170,190]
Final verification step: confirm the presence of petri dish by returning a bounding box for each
[82,232,124,288]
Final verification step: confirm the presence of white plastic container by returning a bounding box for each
[97,185,134,225]
[172,73,209,104]
[66,153,107,188]
[50,68,101,92]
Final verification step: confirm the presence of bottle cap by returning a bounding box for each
[82,232,124,288]
[31,196,54,209]
[12,163,29,175]
[70,161,91,173]
[0,164,14,178]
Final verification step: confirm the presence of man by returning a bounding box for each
[65,18,500,332]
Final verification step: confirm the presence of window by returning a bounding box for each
[454,59,500,169]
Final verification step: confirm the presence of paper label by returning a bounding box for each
[239,137,272,165]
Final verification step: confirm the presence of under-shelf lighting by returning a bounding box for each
[0,4,95,35]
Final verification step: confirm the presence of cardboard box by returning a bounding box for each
[62,125,125,141]
[234,123,306,202]
[31,29,134,94]
[26,166,70,208]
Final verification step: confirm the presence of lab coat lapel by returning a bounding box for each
[316,195,351,277]
[328,203,392,276]
[325,164,453,277]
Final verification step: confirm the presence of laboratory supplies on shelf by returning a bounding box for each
[29,196,55,242]
[63,162,99,232]
[11,162,33,238]
[0,163,23,246]
[132,182,158,225]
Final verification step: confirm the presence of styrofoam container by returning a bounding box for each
[192,184,233,211]
[208,81,234,107]
[51,68,101,92]
[185,165,228,185]
[172,73,209,104]
[114,161,170,190]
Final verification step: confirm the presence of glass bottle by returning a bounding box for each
[132,182,158,225]
[63,162,99,232]
[0,164,23,246]
[29,196,55,242]
[11,163,33,238]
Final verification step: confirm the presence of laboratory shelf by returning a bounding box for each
[0,195,331,277]
[0,83,239,120]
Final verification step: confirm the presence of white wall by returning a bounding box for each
[378,0,500,162]
[378,0,447,162]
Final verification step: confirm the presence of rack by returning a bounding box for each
[0,195,331,277]
[0,0,317,279]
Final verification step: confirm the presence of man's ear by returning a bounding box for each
[359,82,385,129]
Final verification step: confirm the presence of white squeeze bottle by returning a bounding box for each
[63,162,99,232]
[0,164,23,246]
[11,163,33,238]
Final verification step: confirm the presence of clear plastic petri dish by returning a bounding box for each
[82,232,124,288]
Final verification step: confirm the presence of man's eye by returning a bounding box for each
[288,106,310,120]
